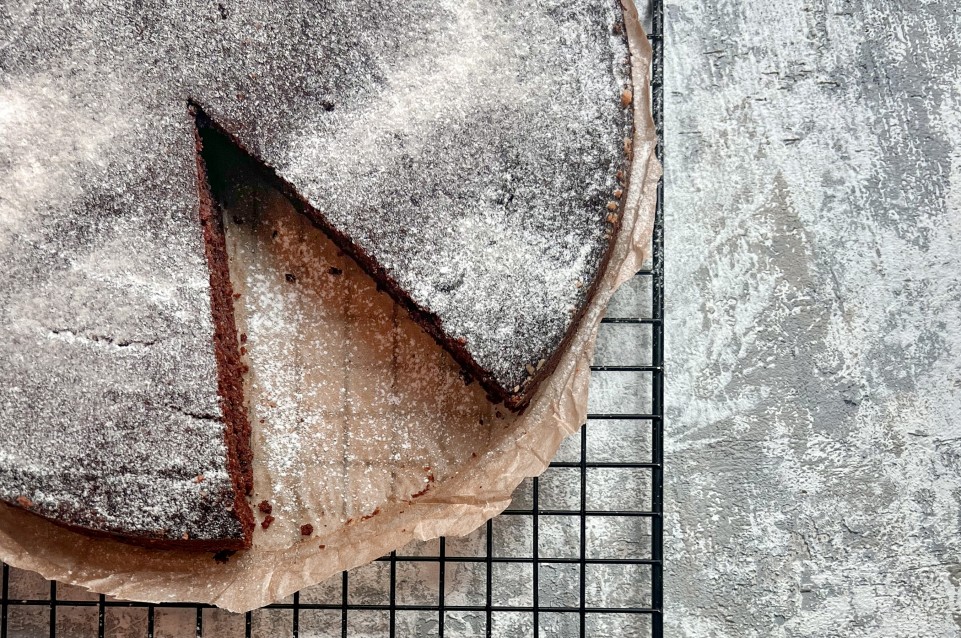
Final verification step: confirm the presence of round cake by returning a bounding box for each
[0,0,633,548]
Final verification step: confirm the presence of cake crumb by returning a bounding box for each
[258,500,272,514]
[621,89,633,108]
[194,474,205,483]
[300,524,314,536]
[15,496,33,508]
[261,515,275,530]
[318,544,326,549]
[606,201,618,212]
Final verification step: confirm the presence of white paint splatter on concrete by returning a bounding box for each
[667,1,961,635]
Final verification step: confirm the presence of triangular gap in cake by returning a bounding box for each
[189,101,555,412]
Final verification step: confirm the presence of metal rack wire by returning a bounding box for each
[0,1,664,635]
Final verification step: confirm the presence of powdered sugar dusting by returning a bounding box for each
[0,76,131,250]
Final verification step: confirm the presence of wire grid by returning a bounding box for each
[0,3,664,636]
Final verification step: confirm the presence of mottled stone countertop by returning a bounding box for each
[667,1,961,636]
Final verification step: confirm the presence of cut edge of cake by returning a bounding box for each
[191,108,256,550]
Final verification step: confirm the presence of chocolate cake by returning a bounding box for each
[0,1,633,548]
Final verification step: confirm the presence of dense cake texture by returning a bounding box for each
[0,0,632,546]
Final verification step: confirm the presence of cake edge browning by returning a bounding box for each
[192,107,256,550]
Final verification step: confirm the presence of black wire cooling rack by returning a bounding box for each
[0,2,664,636]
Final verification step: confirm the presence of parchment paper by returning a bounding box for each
[0,2,659,613]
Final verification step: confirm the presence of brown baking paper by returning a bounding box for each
[0,3,659,613]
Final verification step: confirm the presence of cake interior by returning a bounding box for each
[193,109,255,549]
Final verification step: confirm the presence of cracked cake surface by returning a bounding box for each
[0,0,632,546]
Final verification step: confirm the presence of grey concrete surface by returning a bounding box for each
[666,1,961,636]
